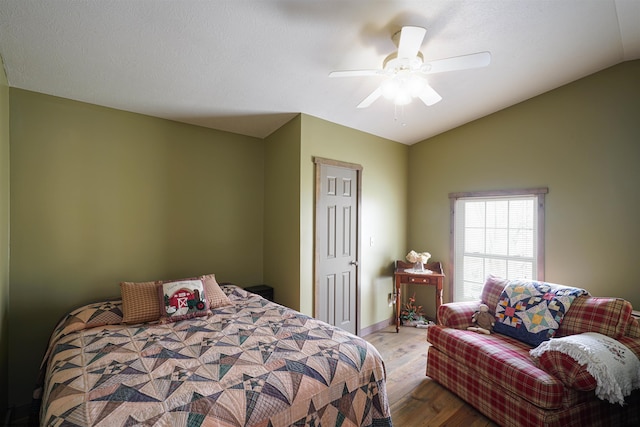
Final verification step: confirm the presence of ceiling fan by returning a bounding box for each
[329,26,491,108]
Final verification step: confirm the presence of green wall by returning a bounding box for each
[9,89,265,407]
[0,55,10,415]
[408,60,640,318]
[300,115,408,328]
[263,115,302,311]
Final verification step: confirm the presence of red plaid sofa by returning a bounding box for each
[426,276,640,427]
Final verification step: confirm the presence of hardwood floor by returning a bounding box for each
[364,325,498,427]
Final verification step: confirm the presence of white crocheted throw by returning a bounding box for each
[530,332,640,405]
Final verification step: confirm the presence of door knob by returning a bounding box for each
[349,261,358,266]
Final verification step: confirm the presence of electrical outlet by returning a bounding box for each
[387,293,393,307]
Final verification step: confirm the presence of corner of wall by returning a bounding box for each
[0,52,11,415]
[263,116,302,311]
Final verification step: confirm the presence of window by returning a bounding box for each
[449,188,548,302]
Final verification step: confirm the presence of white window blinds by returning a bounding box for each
[450,189,547,302]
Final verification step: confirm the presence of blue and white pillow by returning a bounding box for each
[494,279,588,346]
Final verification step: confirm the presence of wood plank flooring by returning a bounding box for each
[364,325,498,427]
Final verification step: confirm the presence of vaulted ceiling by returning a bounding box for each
[1,1,638,144]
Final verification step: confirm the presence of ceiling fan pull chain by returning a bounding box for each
[394,104,407,127]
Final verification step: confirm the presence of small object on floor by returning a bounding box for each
[416,320,435,328]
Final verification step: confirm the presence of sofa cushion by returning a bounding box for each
[482,276,635,341]
[556,297,632,339]
[427,325,565,409]
[481,275,509,312]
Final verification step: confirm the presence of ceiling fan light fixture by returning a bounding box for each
[381,72,428,106]
[381,78,400,100]
[394,91,412,106]
[407,74,427,97]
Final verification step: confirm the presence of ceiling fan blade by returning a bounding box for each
[329,69,383,78]
[357,86,383,108]
[397,26,426,59]
[417,84,442,106]
[421,51,491,74]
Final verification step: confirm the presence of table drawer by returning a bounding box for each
[408,276,435,285]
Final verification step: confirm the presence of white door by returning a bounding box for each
[314,158,360,335]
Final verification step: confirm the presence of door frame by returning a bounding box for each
[313,156,363,335]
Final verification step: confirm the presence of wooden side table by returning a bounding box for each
[394,260,444,332]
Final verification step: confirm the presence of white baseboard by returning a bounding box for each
[360,317,395,337]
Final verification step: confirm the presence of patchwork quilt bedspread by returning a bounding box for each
[37,285,392,426]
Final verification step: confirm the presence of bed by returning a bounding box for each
[35,282,392,426]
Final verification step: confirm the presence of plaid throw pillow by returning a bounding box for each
[201,274,231,309]
[120,281,161,324]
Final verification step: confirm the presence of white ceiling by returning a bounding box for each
[1,0,639,145]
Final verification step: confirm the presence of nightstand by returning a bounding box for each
[245,285,274,301]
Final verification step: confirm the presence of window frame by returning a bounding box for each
[448,187,548,302]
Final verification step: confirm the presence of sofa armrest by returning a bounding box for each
[533,335,640,392]
[534,351,597,391]
[437,301,480,328]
